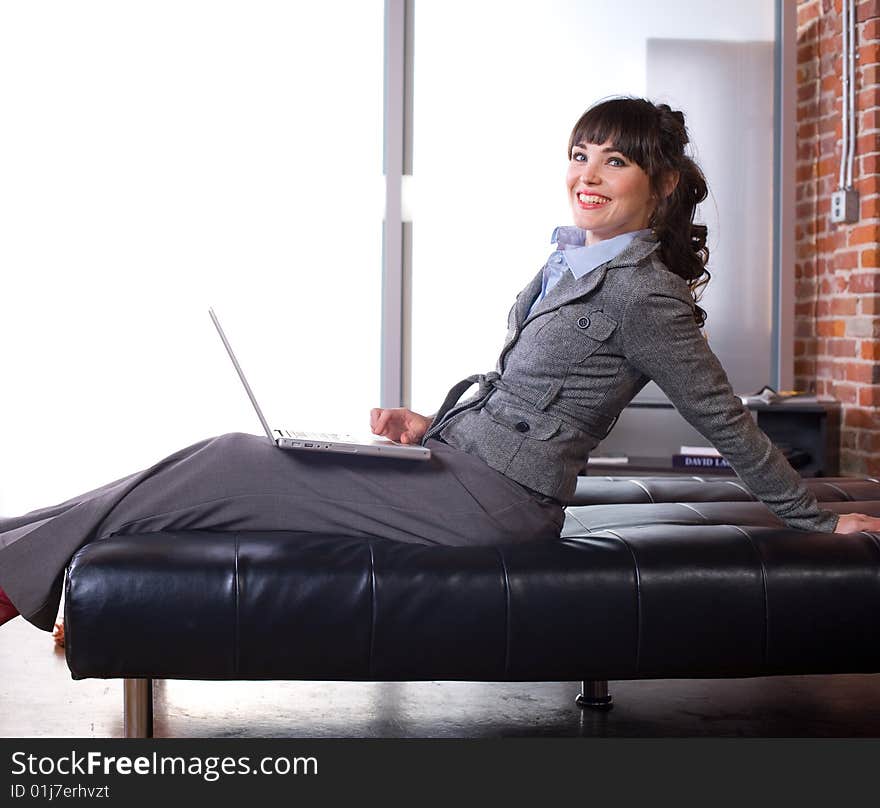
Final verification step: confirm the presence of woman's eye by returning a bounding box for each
[572,152,586,162]
[608,156,626,166]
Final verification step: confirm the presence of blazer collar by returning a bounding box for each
[518,234,661,327]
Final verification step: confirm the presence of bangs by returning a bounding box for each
[568,98,662,172]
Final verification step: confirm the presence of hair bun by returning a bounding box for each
[657,103,685,127]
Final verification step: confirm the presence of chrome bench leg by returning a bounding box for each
[124,678,153,738]
[576,679,613,711]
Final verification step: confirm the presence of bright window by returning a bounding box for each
[0,1,384,513]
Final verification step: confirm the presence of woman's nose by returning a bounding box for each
[578,163,600,184]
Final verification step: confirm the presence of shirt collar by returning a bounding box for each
[550,226,655,280]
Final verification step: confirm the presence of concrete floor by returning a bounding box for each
[2,615,880,738]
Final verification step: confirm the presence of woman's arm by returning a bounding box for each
[620,272,840,533]
[370,408,434,444]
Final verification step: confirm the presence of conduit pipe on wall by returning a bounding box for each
[846,0,856,188]
[832,0,859,222]
[840,0,849,190]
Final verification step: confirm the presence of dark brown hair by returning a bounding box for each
[568,97,711,326]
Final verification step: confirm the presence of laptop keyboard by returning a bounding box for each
[281,429,360,441]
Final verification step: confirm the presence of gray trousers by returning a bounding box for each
[0,432,565,631]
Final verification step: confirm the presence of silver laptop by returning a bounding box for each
[209,308,431,460]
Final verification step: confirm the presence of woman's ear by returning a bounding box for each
[661,170,680,199]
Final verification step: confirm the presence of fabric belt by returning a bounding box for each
[430,372,501,429]
[428,371,618,440]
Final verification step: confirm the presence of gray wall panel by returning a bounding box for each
[596,38,775,458]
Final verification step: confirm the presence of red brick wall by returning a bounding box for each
[796,0,880,474]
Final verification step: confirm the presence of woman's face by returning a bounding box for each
[566,138,655,245]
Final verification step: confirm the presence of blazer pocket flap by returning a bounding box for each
[538,308,619,363]
[484,398,562,440]
[577,310,617,341]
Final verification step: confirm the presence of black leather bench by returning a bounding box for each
[63,475,880,737]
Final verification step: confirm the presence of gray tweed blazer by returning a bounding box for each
[422,233,840,533]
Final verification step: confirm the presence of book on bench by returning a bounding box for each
[672,446,732,470]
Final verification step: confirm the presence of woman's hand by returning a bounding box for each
[834,512,880,533]
[369,407,433,444]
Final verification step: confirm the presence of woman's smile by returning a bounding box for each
[575,192,611,209]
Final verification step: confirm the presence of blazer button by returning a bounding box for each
[577,316,591,329]
[515,421,530,433]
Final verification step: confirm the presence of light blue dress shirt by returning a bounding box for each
[526,226,654,318]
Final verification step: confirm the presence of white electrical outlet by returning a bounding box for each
[831,189,860,223]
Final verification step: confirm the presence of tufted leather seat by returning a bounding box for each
[63,476,880,735]
[570,474,880,506]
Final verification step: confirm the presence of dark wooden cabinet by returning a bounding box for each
[748,400,839,477]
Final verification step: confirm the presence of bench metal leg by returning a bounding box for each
[124,678,153,738]
[576,679,613,711]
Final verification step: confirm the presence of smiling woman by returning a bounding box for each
[565,98,710,324]
[567,140,656,244]
[2,95,880,638]
[413,96,880,537]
